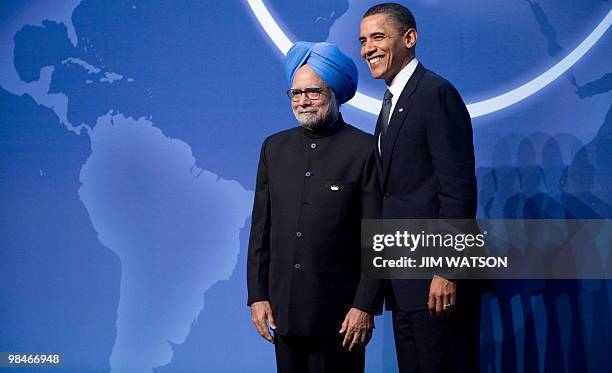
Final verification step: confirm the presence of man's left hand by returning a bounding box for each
[428,275,456,317]
[339,308,373,351]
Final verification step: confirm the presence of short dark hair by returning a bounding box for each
[363,3,417,34]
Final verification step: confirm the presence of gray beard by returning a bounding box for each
[294,102,338,130]
[296,111,325,129]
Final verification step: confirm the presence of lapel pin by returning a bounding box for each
[398,108,404,112]
[330,185,340,191]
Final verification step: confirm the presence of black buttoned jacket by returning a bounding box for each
[247,116,384,337]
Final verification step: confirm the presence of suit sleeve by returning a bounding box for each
[247,139,272,306]
[352,148,385,314]
[426,82,477,219]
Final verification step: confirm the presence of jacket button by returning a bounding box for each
[305,171,311,177]
[296,231,302,237]
[384,194,390,200]
[310,143,317,149]
[294,263,301,269]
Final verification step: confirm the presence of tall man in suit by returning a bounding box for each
[359,3,480,372]
[247,41,383,373]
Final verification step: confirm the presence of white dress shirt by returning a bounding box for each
[379,58,419,154]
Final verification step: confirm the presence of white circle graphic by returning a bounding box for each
[246,0,611,118]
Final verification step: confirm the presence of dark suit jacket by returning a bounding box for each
[374,63,478,311]
[247,116,384,336]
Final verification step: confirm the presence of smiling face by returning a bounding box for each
[290,64,338,129]
[359,13,417,85]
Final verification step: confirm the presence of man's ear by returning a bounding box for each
[403,29,418,50]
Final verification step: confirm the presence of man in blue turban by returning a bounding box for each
[247,42,383,373]
[285,41,358,106]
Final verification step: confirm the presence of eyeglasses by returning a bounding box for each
[286,87,328,102]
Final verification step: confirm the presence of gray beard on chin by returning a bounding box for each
[295,111,325,129]
[294,101,338,130]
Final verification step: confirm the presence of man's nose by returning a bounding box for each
[297,93,311,106]
[363,42,376,56]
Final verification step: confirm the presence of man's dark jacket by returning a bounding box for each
[247,116,384,336]
[374,63,478,311]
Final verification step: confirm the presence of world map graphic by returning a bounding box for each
[1,1,610,372]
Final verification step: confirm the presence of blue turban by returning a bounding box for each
[285,41,358,105]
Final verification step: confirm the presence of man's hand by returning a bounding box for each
[428,275,456,317]
[339,308,373,351]
[251,301,276,343]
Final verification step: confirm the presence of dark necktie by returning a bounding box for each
[380,89,393,137]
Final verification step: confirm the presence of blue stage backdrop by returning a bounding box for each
[1,1,610,372]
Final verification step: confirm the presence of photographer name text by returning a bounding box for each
[372,256,508,268]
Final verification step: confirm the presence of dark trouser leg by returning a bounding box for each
[307,334,365,373]
[275,334,365,373]
[275,335,308,373]
[392,309,444,373]
[451,300,480,372]
[392,305,480,373]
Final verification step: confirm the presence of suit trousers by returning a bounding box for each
[274,333,365,373]
[392,302,481,373]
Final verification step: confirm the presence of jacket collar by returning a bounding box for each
[302,112,345,139]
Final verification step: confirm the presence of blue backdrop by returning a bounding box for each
[1,1,610,372]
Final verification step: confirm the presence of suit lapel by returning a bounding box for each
[381,63,426,191]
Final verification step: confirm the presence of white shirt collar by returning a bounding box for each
[387,58,419,101]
